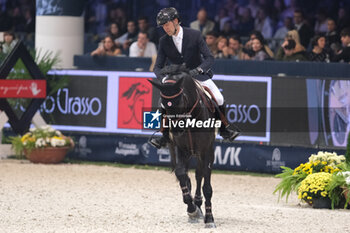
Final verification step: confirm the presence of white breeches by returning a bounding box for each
[199,79,224,106]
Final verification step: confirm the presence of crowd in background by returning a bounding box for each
[1,0,350,63]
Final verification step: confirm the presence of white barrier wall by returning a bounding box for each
[35,0,85,69]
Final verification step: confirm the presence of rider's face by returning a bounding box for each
[162,20,176,36]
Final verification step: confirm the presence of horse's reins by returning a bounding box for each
[160,79,203,156]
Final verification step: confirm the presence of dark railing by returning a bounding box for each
[74,55,350,79]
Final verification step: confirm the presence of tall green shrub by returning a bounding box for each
[346,131,350,164]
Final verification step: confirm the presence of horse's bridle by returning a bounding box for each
[160,79,200,116]
[160,79,202,156]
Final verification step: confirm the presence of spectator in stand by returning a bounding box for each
[273,17,294,50]
[107,23,121,41]
[129,31,157,58]
[332,27,350,63]
[220,21,236,37]
[337,6,350,33]
[25,8,35,32]
[115,20,138,55]
[278,39,308,61]
[11,7,23,32]
[293,9,314,48]
[254,7,273,39]
[86,1,107,34]
[90,35,122,56]
[138,16,158,45]
[314,8,328,35]
[236,7,255,37]
[245,30,274,59]
[250,36,271,61]
[114,7,127,34]
[214,36,228,59]
[308,35,331,62]
[215,7,231,31]
[205,31,219,56]
[223,35,244,60]
[281,0,298,20]
[1,31,17,54]
[0,6,12,31]
[325,18,340,49]
[190,8,215,37]
[247,0,259,18]
[271,0,286,29]
[275,29,305,60]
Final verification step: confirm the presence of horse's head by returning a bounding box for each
[149,65,195,115]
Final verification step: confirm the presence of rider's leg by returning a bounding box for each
[148,107,170,149]
[199,79,240,141]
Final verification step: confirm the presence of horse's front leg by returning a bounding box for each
[173,147,201,221]
[203,149,216,228]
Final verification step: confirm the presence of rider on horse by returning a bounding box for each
[149,7,240,149]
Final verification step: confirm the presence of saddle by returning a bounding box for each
[193,80,216,113]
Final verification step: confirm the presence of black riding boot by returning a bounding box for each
[148,109,170,149]
[216,105,240,142]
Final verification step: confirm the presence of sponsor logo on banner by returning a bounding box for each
[157,148,171,162]
[140,143,150,158]
[266,148,285,171]
[0,80,46,98]
[214,146,241,166]
[143,110,161,129]
[118,77,153,129]
[74,136,92,158]
[115,142,140,156]
[215,78,271,141]
[40,75,107,127]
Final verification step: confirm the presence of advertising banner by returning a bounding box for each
[214,75,271,142]
[40,75,107,127]
[68,133,345,173]
[0,80,46,98]
[117,77,153,129]
[36,70,349,150]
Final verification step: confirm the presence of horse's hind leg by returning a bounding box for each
[203,150,216,228]
[194,162,203,210]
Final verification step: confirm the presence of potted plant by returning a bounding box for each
[297,172,333,208]
[274,151,345,202]
[10,125,74,164]
[327,168,350,209]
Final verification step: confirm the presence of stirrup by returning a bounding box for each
[220,127,240,142]
[148,131,169,149]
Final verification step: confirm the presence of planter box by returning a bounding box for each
[25,147,69,164]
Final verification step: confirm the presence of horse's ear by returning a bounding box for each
[174,77,184,89]
[148,78,163,90]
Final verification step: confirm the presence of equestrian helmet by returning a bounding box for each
[156,7,180,26]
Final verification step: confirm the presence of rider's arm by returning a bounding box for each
[197,32,214,73]
[154,38,167,81]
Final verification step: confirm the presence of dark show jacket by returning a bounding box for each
[154,27,214,81]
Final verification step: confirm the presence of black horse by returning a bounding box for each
[149,65,218,228]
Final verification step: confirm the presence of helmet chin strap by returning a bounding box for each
[172,21,178,36]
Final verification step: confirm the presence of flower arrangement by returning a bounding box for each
[274,151,345,202]
[297,172,332,204]
[327,168,350,209]
[11,125,74,159]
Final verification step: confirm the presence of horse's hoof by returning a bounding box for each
[205,222,216,228]
[188,206,203,223]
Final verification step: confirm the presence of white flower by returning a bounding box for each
[346,177,350,185]
[55,130,62,136]
[35,138,46,148]
[50,138,66,147]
